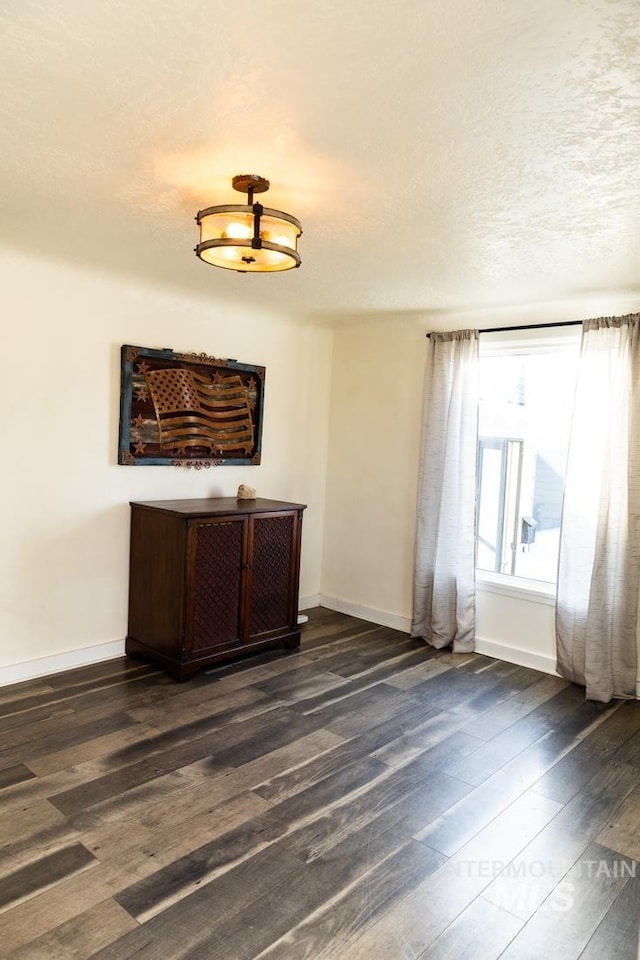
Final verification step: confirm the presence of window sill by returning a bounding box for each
[476,571,556,607]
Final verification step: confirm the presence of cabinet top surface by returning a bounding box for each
[130,497,307,517]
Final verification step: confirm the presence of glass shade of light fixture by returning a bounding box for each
[195,174,302,273]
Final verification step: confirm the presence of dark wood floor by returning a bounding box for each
[1,608,640,958]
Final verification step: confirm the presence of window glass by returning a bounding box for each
[477,330,580,584]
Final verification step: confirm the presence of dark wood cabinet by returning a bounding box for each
[126,497,306,680]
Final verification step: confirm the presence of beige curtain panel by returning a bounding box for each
[412,329,479,652]
[556,315,640,702]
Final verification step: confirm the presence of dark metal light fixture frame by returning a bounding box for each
[195,174,302,273]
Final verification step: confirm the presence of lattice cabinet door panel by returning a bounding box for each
[189,518,246,652]
[247,513,298,639]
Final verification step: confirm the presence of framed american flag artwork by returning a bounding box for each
[118,345,265,468]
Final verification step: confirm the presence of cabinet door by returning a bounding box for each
[187,518,246,653]
[246,512,299,640]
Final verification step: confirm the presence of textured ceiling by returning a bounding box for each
[1,0,639,322]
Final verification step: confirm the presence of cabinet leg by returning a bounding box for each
[172,662,201,682]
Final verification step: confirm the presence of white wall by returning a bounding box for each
[0,247,333,682]
[321,300,640,679]
[321,316,424,628]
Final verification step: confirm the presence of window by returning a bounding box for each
[476,328,580,586]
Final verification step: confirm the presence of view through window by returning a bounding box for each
[476,330,580,585]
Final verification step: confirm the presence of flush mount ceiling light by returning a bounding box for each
[195,174,302,273]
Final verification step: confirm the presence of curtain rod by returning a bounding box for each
[426,320,582,338]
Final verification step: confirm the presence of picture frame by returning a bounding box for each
[118,344,265,468]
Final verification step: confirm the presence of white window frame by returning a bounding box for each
[476,325,581,603]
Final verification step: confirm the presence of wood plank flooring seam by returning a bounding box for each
[0,842,99,917]
[0,672,164,723]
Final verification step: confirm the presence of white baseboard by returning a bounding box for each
[0,640,126,688]
[318,594,411,633]
[4,601,637,696]
[474,635,559,676]
[315,594,563,677]
[476,639,640,697]
[298,594,321,611]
